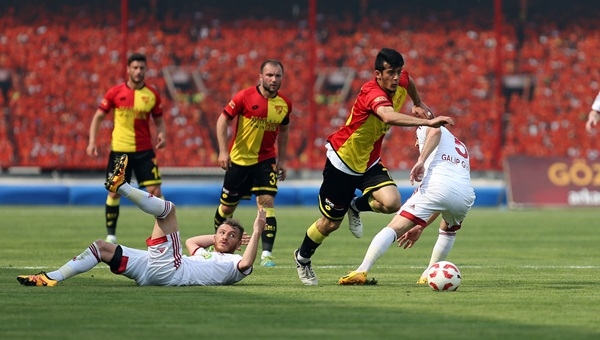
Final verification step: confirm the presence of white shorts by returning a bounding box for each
[114,232,183,286]
[399,183,475,229]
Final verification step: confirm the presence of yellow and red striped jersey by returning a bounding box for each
[99,83,163,152]
[327,71,410,174]
[223,86,291,166]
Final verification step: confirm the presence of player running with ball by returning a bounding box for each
[339,109,475,285]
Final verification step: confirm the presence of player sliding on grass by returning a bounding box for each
[17,154,266,287]
[339,109,475,285]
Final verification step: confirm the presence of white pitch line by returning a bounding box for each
[3,265,600,270]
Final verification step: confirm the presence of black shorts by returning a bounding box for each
[107,150,162,188]
[219,158,278,206]
[318,159,396,221]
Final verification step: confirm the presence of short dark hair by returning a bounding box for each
[221,218,245,240]
[260,59,284,75]
[127,53,147,66]
[375,48,404,72]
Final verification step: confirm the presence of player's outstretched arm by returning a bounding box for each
[397,225,425,249]
[397,212,440,249]
[376,106,454,128]
[237,208,267,272]
[428,116,454,127]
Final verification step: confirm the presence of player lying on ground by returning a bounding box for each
[17,154,266,287]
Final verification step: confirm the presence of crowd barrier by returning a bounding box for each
[0,184,506,207]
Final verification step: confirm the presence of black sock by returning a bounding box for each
[298,234,321,260]
[261,217,277,252]
[105,204,119,236]
[214,208,228,231]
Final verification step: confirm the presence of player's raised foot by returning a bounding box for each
[347,206,363,238]
[338,271,368,285]
[416,276,428,284]
[293,249,318,285]
[260,255,276,267]
[17,271,58,287]
[105,154,128,193]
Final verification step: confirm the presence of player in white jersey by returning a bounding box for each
[17,154,266,287]
[338,112,475,285]
[585,91,600,133]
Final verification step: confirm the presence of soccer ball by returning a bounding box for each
[427,261,461,291]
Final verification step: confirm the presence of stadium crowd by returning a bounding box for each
[1,0,599,171]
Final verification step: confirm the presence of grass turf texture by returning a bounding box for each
[1,206,599,339]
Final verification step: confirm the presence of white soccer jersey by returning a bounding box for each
[174,248,250,286]
[117,232,251,286]
[592,91,600,112]
[415,126,471,189]
[400,126,476,227]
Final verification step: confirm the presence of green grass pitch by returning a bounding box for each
[1,206,599,339]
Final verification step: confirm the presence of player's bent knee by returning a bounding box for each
[96,239,117,253]
[321,217,342,233]
[148,187,162,197]
[379,202,401,214]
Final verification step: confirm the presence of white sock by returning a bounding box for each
[118,183,172,218]
[356,227,397,273]
[116,182,133,197]
[420,229,456,277]
[261,251,272,259]
[47,242,102,281]
[296,252,311,264]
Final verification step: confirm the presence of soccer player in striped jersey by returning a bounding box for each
[294,48,454,285]
[338,111,475,285]
[87,53,167,244]
[214,59,291,267]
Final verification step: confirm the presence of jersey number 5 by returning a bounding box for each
[454,137,469,159]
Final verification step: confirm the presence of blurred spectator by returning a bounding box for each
[2,0,600,171]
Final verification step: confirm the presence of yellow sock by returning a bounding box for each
[307,222,327,244]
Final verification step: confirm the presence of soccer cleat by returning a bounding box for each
[338,271,368,285]
[17,271,58,287]
[416,276,428,284]
[347,206,363,238]
[105,235,117,244]
[260,256,276,267]
[105,154,128,193]
[293,249,318,285]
